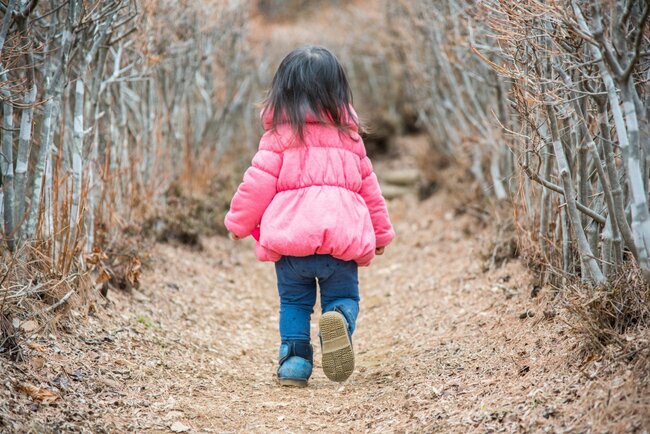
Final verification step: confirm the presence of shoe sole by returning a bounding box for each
[278,378,308,388]
[320,311,354,382]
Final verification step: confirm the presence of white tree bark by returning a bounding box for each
[546,101,606,285]
[1,76,15,251]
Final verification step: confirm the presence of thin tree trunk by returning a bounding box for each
[546,101,606,285]
[26,94,55,239]
[539,123,554,257]
[621,81,650,283]
[15,80,37,238]
[1,77,15,251]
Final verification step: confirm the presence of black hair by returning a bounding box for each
[262,45,359,140]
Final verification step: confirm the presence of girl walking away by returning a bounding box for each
[225,45,395,387]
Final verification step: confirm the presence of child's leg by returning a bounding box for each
[275,257,317,343]
[275,256,318,386]
[318,258,359,335]
[317,256,359,382]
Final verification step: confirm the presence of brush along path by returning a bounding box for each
[3,189,647,433]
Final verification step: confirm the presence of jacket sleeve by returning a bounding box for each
[360,156,395,247]
[224,147,282,238]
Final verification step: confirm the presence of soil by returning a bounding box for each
[2,152,648,432]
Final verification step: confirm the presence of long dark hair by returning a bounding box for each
[262,45,359,140]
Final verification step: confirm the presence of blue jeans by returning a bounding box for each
[275,255,359,344]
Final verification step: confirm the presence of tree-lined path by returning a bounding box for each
[6,159,643,432]
[1,1,649,432]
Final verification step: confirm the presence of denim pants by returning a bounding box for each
[275,254,359,345]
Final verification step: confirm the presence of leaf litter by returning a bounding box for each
[0,136,647,432]
[14,383,59,404]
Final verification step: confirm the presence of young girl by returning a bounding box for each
[225,45,394,387]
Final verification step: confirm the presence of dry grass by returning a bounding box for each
[0,132,648,431]
[472,166,650,407]
[563,271,650,371]
[2,165,648,431]
[142,178,234,249]
[0,244,89,362]
[479,203,520,272]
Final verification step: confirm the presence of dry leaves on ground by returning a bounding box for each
[15,383,59,404]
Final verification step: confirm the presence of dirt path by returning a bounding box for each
[3,184,647,432]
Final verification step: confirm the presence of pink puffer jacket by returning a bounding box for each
[224,108,395,266]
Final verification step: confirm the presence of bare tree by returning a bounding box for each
[0,0,254,273]
[393,0,650,286]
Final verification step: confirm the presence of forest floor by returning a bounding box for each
[2,136,648,433]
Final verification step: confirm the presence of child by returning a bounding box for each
[225,45,394,387]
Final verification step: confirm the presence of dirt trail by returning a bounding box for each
[3,125,647,433]
[130,192,636,433]
[6,166,646,433]
[3,1,647,431]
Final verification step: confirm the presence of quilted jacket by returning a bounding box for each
[224,107,395,266]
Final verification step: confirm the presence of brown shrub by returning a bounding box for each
[564,271,650,354]
[143,175,237,249]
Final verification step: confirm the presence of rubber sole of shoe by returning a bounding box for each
[278,378,308,388]
[319,311,354,382]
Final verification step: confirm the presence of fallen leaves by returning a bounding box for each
[126,256,142,288]
[26,341,47,352]
[20,320,39,333]
[164,411,185,420]
[170,421,190,432]
[85,247,142,293]
[98,377,120,390]
[15,382,59,404]
[114,357,132,366]
[30,356,46,370]
[1,187,646,433]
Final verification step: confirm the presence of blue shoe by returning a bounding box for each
[319,310,354,382]
[277,341,313,387]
